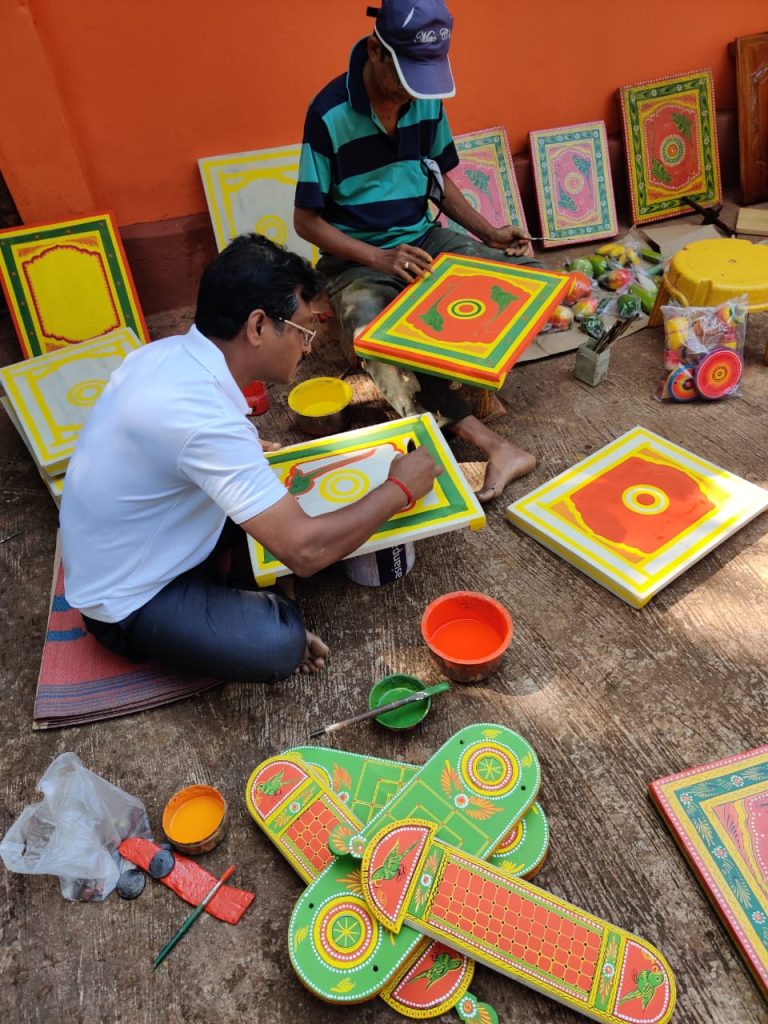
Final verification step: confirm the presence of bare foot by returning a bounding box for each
[476,443,536,504]
[297,631,330,674]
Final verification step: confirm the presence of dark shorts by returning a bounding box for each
[82,522,307,683]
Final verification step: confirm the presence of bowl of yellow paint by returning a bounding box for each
[162,784,227,855]
[288,377,352,436]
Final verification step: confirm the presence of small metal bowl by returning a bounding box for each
[288,377,352,436]
[162,784,227,856]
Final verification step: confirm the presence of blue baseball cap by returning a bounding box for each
[367,0,455,100]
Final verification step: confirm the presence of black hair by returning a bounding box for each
[194,233,320,340]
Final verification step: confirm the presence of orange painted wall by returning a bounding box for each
[0,0,766,227]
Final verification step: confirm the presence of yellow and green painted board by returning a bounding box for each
[0,213,147,359]
[247,413,485,585]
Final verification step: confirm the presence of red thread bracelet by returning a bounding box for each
[386,475,415,512]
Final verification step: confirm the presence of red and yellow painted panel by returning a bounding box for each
[0,327,143,477]
[650,746,768,997]
[507,427,768,608]
[354,253,569,390]
[248,414,485,585]
[0,213,147,359]
[619,70,722,225]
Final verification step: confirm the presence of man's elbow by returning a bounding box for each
[282,541,328,578]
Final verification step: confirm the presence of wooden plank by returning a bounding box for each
[734,32,768,205]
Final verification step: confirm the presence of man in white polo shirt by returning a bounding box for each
[60,234,440,682]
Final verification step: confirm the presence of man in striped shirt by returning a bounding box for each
[295,0,539,503]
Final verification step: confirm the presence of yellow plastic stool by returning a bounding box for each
[648,239,768,363]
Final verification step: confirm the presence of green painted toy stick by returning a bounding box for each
[151,864,236,971]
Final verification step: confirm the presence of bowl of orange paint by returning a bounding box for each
[162,784,228,856]
[420,591,513,684]
[288,377,352,436]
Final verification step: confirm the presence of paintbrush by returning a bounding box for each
[151,864,237,971]
[308,682,450,740]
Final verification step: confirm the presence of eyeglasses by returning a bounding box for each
[279,317,317,353]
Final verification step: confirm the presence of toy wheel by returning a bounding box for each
[695,348,743,400]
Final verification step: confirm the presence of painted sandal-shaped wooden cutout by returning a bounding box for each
[355,819,676,1024]
[293,744,550,880]
[287,725,541,1005]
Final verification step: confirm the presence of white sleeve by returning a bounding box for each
[178,416,288,523]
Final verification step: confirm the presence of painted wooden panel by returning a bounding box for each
[619,70,722,225]
[248,413,484,585]
[733,32,768,204]
[198,145,318,262]
[0,327,143,476]
[529,121,618,247]
[0,213,147,358]
[355,253,569,389]
[507,427,768,608]
[650,746,768,998]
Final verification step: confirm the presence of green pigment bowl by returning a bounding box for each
[368,674,430,731]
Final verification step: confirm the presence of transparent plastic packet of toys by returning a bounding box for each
[656,296,747,402]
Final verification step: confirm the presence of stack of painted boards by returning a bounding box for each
[0,327,143,505]
[0,212,148,504]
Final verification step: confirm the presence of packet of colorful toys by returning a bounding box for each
[656,296,747,402]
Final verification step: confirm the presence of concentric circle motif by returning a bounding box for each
[447,298,486,320]
[667,365,697,402]
[660,134,686,167]
[318,469,369,504]
[695,348,743,400]
[563,170,586,195]
[313,896,379,969]
[460,742,519,797]
[253,214,288,246]
[621,485,670,516]
[67,379,105,407]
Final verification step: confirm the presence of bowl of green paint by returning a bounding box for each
[368,674,431,730]
[421,591,513,683]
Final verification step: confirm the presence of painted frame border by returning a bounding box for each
[650,746,768,996]
[248,413,485,584]
[506,427,768,608]
[355,253,569,390]
[529,120,618,247]
[441,126,532,255]
[0,212,148,359]
[619,69,722,225]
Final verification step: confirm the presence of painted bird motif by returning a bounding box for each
[618,969,665,1008]
[371,839,419,883]
[255,768,285,799]
[410,952,462,988]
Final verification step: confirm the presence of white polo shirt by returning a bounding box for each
[60,325,287,622]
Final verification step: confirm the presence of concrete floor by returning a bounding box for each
[1,253,767,1023]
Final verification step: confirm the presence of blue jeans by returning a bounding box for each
[82,524,307,683]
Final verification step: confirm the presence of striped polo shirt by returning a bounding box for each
[295,38,459,249]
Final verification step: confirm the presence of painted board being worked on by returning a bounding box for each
[506,427,768,608]
[440,126,532,257]
[0,327,143,477]
[0,213,147,359]
[354,253,569,390]
[619,69,722,225]
[248,413,484,585]
[650,746,768,998]
[529,121,618,248]
[198,145,318,262]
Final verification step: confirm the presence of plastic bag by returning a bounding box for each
[656,296,747,402]
[0,752,150,901]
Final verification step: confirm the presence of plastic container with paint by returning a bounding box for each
[288,377,352,436]
[420,591,513,683]
[242,380,270,415]
[368,674,432,730]
[162,784,227,855]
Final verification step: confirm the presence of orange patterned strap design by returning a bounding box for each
[360,820,676,1024]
